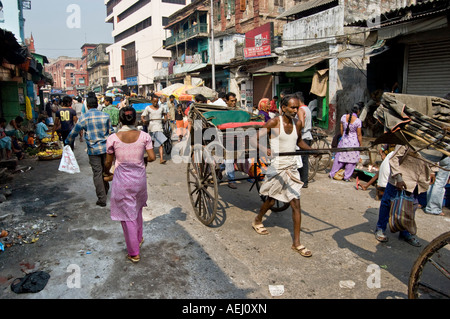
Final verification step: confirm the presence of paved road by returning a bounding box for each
[1,139,449,301]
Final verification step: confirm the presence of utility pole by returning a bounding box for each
[210,0,216,90]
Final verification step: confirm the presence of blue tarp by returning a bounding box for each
[132,103,151,112]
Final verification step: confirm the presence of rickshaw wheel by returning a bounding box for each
[187,147,218,226]
[254,178,290,212]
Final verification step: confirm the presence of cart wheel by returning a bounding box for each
[187,147,218,226]
[408,231,450,299]
[310,137,332,172]
[254,179,290,212]
[308,156,318,182]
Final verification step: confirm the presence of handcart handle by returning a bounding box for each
[276,147,369,156]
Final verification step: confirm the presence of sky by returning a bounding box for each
[23,0,113,59]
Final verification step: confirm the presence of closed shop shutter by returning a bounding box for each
[405,39,450,98]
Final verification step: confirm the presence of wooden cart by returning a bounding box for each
[185,103,369,226]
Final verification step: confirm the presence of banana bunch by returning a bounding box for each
[41,132,59,143]
[37,149,63,157]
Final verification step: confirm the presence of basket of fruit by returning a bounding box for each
[38,148,63,160]
[40,132,60,144]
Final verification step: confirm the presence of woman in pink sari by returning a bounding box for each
[104,107,156,263]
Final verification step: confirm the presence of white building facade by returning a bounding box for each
[105,0,190,95]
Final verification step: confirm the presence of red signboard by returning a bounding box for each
[244,22,273,59]
[244,46,271,58]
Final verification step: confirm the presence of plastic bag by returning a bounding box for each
[58,145,80,174]
[11,271,50,294]
[389,190,417,235]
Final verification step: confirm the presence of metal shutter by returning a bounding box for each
[405,39,450,98]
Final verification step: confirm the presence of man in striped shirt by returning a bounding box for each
[66,92,114,207]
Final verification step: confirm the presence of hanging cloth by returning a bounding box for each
[25,96,33,120]
[310,69,329,97]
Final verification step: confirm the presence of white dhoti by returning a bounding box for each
[259,164,303,203]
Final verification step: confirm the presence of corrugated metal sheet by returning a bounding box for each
[251,56,327,74]
[276,0,337,19]
[347,0,450,27]
[337,40,388,58]
[405,39,450,97]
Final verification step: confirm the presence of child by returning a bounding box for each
[26,131,37,148]
[175,104,185,141]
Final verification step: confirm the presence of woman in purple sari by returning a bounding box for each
[104,107,156,263]
[329,103,364,181]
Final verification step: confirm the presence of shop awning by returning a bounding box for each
[337,40,389,59]
[276,0,337,19]
[251,56,327,74]
[0,28,29,65]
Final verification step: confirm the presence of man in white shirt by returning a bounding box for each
[211,92,227,106]
[296,92,313,188]
[141,93,168,164]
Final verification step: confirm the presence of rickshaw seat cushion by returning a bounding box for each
[217,122,265,130]
[203,110,251,126]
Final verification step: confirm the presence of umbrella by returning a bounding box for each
[106,88,123,95]
[186,86,217,100]
[178,93,193,101]
[172,84,195,99]
[156,83,184,97]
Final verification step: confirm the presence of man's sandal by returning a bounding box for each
[291,245,312,257]
[252,221,269,235]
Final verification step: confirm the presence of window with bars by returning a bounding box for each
[114,17,152,42]
[118,0,151,22]
[122,43,138,79]
[106,0,122,16]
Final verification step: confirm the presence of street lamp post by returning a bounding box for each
[210,0,216,91]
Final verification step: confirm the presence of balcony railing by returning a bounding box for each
[164,23,208,47]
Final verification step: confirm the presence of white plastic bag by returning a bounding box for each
[58,145,80,174]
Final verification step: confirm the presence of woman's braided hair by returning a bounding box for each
[345,102,364,136]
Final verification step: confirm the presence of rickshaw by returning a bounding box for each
[185,103,368,226]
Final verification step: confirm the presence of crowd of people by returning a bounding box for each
[1,88,449,264]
